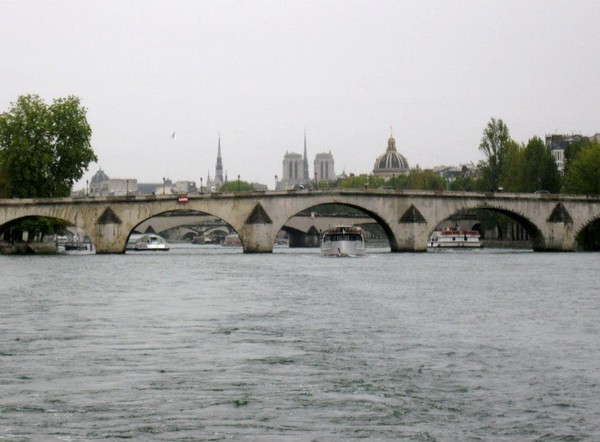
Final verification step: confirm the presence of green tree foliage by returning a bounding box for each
[497,137,560,193]
[520,136,561,193]
[0,94,96,197]
[477,119,561,193]
[338,170,444,191]
[479,118,510,191]
[497,140,523,192]
[563,141,600,195]
[563,139,588,174]
[338,174,369,188]
[448,174,486,192]
[18,217,70,242]
[382,175,403,189]
[401,167,445,190]
[0,170,8,198]
[474,209,513,240]
[219,179,255,192]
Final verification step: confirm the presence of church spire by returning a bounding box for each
[215,135,223,184]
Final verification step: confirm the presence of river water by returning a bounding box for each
[1,245,599,441]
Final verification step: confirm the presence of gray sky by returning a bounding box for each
[2,0,599,190]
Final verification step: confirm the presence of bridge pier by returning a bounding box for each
[238,223,275,253]
[87,222,130,253]
[389,225,430,252]
[287,228,320,248]
[535,223,577,251]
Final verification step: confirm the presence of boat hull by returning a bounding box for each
[428,229,482,249]
[131,234,170,251]
[320,225,367,257]
[321,240,366,256]
[428,242,482,249]
[134,245,170,251]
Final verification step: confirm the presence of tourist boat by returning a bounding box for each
[59,242,96,255]
[320,225,366,257]
[428,228,482,249]
[132,233,170,251]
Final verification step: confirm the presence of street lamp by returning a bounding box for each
[162,177,165,195]
[200,177,203,194]
[86,180,89,197]
[237,174,240,192]
[274,174,278,190]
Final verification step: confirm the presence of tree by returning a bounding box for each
[0,94,96,197]
[564,138,590,175]
[521,136,561,193]
[493,136,561,193]
[384,174,407,189]
[219,179,255,192]
[479,118,510,191]
[402,167,445,190]
[0,170,8,198]
[339,174,369,188]
[498,140,524,192]
[17,216,70,243]
[563,141,600,195]
[448,175,486,192]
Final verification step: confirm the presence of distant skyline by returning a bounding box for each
[2,0,599,191]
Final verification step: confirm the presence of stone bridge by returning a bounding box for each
[1,189,599,253]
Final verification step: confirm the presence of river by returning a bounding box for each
[1,246,599,441]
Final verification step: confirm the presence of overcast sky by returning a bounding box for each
[2,0,599,190]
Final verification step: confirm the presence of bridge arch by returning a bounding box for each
[574,214,600,251]
[271,200,399,252]
[0,214,94,253]
[0,210,80,230]
[429,204,545,250]
[126,208,239,249]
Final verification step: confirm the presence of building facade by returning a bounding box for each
[277,133,311,190]
[89,168,109,196]
[545,134,585,173]
[88,169,138,196]
[314,152,335,183]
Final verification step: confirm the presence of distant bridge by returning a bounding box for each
[138,212,376,246]
[1,189,599,253]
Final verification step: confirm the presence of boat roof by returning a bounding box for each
[324,225,363,233]
[433,229,480,235]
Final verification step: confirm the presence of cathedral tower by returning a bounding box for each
[303,129,309,180]
[215,135,224,185]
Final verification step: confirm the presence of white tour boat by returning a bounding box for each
[320,225,366,257]
[428,228,482,249]
[132,233,170,251]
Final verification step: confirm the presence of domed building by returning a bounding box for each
[89,168,109,196]
[373,133,410,179]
